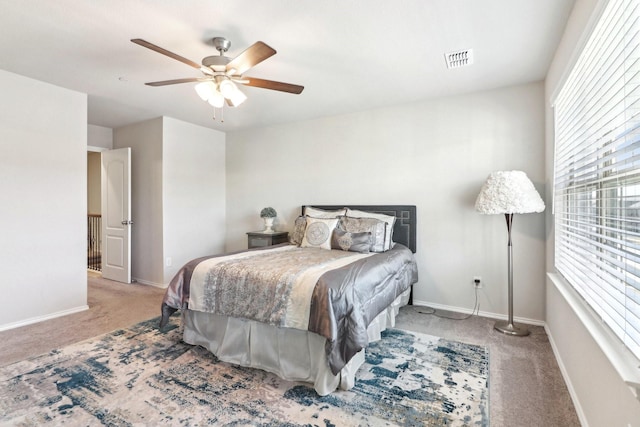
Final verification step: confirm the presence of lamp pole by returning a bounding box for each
[494,213,530,336]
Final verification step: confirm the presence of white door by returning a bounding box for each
[101,147,132,283]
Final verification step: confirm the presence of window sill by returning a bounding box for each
[547,272,640,400]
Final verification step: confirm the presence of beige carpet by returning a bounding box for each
[395,307,581,427]
[0,273,165,367]
[0,273,580,427]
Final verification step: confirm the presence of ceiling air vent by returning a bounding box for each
[445,49,474,69]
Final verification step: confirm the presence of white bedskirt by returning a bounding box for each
[182,288,410,396]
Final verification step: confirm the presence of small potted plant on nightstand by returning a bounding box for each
[260,207,277,233]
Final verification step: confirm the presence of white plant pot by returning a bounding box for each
[263,217,275,232]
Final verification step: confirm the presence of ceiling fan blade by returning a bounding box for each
[242,76,304,94]
[145,77,204,87]
[226,41,276,75]
[131,39,203,71]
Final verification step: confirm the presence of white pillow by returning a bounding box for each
[346,209,396,251]
[301,217,339,250]
[303,206,347,218]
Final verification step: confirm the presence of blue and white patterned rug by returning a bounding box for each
[0,315,489,426]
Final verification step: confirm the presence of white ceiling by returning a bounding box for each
[0,0,575,132]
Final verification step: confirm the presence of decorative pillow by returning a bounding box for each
[346,209,396,251]
[301,217,339,250]
[289,215,307,246]
[337,216,387,253]
[303,206,347,218]
[331,229,371,253]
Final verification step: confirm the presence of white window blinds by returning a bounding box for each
[554,0,640,361]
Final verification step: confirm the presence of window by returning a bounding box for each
[554,0,640,360]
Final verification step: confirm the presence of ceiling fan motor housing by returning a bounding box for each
[202,55,230,72]
[202,37,232,72]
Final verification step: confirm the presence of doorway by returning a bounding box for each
[87,150,103,273]
[86,145,132,283]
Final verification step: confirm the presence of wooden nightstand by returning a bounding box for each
[247,231,289,249]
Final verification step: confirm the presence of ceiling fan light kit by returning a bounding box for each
[131,37,304,120]
[228,88,247,106]
[195,81,215,100]
[208,94,225,109]
[219,79,237,98]
[195,82,225,108]
[196,77,246,107]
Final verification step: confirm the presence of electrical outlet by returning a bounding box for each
[166,257,172,267]
[473,276,482,288]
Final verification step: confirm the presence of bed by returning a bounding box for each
[160,205,418,395]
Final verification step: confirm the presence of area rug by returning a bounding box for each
[0,315,489,426]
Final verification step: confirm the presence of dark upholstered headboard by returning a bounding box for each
[302,205,417,253]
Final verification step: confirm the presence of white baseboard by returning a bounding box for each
[0,305,89,332]
[411,298,545,327]
[132,277,168,289]
[544,323,589,426]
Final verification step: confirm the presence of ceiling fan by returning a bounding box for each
[131,37,304,109]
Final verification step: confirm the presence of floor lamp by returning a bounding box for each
[475,171,545,336]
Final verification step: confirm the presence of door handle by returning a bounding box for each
[121,220,133,225]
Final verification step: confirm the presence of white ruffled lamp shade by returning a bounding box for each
[475,170,545,214]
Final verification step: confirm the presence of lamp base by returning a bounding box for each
[494,320,530,337]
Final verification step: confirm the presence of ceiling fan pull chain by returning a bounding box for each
[212,106,225,123]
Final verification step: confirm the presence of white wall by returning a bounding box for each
[544,0,640,425]
[0,69,87,329]
[114,117,226,287]
[226,82,547,322]
[114,118,165,286]
[162,117,226,283]
[88,124,113,149]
